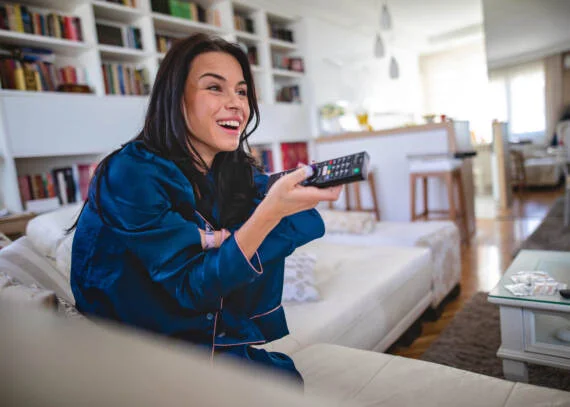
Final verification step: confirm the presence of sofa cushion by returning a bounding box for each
[321,220,461,307]
[0,272,58,310]
[293,343,570,407]
[319,209,376,234]
[283,252,320,303]
[0,236,74,304]
[261,241,432,354]
[25,203,82,263]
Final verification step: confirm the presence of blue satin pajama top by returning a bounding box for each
[70,141,324,354]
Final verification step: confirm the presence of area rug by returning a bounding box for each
[517,196,570,253]
[420,292,570,392]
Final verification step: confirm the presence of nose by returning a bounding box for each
[225,91,242,111]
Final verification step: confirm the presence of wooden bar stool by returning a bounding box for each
[409,157,469,242]
[328,171,380,221]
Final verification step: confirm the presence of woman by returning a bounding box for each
[70,33,341,385]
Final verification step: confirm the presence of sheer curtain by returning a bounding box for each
[489,61,547,144]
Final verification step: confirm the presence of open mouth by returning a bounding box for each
[216,120,241,131]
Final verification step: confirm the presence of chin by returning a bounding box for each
[218,143,240,153]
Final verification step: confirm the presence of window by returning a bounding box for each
[490,61,546,142]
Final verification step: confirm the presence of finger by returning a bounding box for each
[285,165,315,185]
[290,185,343,202]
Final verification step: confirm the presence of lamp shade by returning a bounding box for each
[380,4,392,30]
[374,34,385,58]
[389,56,399,79]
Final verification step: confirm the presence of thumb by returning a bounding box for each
[287,165,315,185]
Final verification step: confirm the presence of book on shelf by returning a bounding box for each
[0,3,83,42]
[151,0,221,27]
[17,162,98,212]
[281,142,308,171]
[250,146,274,173]
[234,14,254,33]
[272,53,304,72]
[236,42,258,66]
[101,62,149,95]
[96,22,143,50]
[103,0,138,7]
[155,33,181,53]
[0,47,88,92]
[268,24,294,43]
[276,85,300,103]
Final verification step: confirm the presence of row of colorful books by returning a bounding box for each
[0,3,83,42]
[276,85,301,103]
[272,54,304,72]
[151,0,221,27]
[18,163,97,210]
[251,142,309,173]
[101,63,149,96]
[0,58,85,91]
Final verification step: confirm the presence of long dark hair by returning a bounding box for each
[70,33,261,231]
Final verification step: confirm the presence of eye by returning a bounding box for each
[237,88,248,96]
[207,84,222,92]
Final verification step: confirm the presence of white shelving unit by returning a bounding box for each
[0,0,311,213]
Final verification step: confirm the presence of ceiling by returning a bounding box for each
[282,0,484,51]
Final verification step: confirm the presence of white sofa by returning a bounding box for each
[262,241,432,354]
[8,204,434,355]
[2,206,569,406]
[318,209,461,308]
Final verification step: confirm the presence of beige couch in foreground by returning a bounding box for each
[3,302,569,407]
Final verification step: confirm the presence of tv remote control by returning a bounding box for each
[266,151,370,192]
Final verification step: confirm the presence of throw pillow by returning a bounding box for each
[319,209,376,234]
[282,252,320,303]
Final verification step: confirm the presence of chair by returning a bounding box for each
[408,156,469,242]
[509,149,527,197]
[328,170,380,221]
[556,120,570,226]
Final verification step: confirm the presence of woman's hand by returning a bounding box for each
[259,165,342,223]
[198,228,231,250]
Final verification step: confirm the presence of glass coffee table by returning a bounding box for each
[488,250,570,382]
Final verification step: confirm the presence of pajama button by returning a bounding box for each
[206,313,214,320]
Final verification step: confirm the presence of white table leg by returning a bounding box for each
[502,359,529,382]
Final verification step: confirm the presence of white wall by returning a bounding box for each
[304,16,423,135]
[483,0,570,69]
[420,40,493,143]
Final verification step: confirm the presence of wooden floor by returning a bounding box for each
[389,187,564,359]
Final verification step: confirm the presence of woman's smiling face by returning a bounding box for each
[182,51,250,167]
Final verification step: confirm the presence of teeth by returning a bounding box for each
[217,120,240,128]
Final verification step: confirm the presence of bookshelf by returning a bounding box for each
[0,0,312,213]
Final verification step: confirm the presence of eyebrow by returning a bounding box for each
[199,72,246,86]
